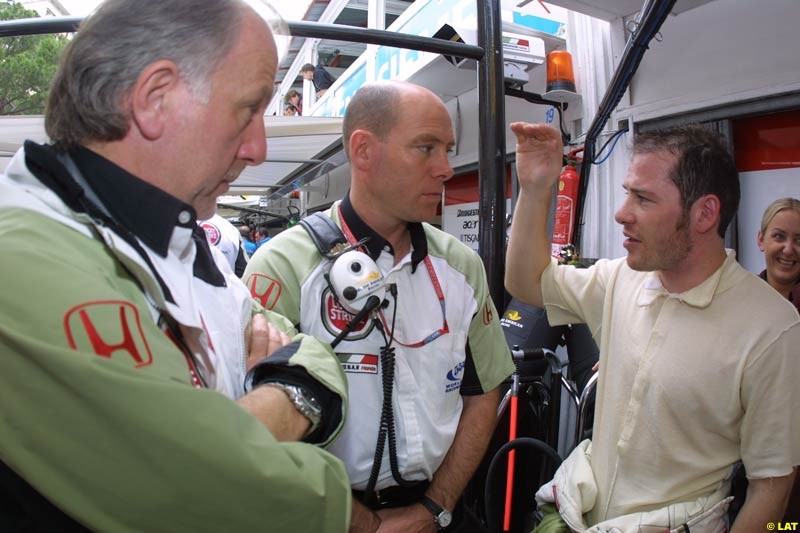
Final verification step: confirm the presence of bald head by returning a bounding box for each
[342,81,446,160]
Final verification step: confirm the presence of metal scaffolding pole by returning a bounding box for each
[0,17,483,61]
[0,10,506,306]
[476,0,507,308]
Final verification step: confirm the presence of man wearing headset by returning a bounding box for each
[245,81,514,532]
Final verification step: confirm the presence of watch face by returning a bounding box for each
[437,510,452,528]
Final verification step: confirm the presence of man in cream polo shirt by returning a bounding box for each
[506,122,799,531]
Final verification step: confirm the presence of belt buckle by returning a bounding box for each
[374,488,391,505]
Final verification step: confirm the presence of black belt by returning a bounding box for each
[353,480,429,509]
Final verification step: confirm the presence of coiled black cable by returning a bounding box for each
[483,438,562,533]
[361,290,415,505]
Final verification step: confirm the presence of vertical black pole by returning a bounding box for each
[476,0,507,309]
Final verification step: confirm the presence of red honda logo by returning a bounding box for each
[63,300,153,367]
[245,274,283,310]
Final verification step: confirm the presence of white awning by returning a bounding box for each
[236,115,343,194]
[0,114,344,196]
[0,115,49,170]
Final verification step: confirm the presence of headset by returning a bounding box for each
[300,212,415,502]
[327,249,387,348]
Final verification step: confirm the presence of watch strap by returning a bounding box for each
[419,495,450,528]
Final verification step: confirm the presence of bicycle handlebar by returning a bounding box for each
[510,346,553,362]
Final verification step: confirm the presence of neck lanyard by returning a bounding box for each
[337,205,449,348]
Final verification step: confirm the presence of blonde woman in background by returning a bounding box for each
[757,197,800,521]
[757,197,800,314]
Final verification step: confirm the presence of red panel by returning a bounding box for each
[733,109,800,172]
[444,167,512,206]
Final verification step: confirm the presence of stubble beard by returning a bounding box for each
[627,212,693,272]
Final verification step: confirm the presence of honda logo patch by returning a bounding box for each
[64,300,153,368]
[483,302,494,325]
[246,274,283,310]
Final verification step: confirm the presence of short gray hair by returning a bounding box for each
[342,82,403,160]
[46,0,249,149]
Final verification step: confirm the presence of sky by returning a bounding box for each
[59,0,313,20]
[57,0,313,61]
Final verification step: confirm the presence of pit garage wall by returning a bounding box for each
[600,0,800,262]
[567,0,800,257]
[733,109,800,274]
[306,0,800,262]
[442,170,511,253]
[618,0,800,126]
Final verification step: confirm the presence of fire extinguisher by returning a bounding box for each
[551,160,580,260]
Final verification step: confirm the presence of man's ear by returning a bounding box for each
[129,60,181,140]
[692,194,722,235]
[348,129,377,171]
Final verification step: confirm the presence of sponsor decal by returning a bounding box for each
[200,222,221,246]
[63,300,153,368]
[500,309,525,329]
[338,353,379,374]
[445,361,465,392]
[482,302,494,325]
[321,288,374,340]
[246,274,283,310]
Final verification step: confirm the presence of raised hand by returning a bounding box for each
[510,122,563,192]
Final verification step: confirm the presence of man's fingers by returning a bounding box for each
[247,314,271,371]
[511,121,552,136]
[510,122,562,147]
[246,314,294,372]
[267,323,291,354]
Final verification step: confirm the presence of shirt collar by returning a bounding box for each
[636,250,736,308]
[70,145,197,257]
[339,192,428,272]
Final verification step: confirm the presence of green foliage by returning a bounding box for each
[0,2,68,115]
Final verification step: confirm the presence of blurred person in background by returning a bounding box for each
[301,62,336,98]
[284,89,302,115]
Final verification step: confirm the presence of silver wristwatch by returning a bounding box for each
[265,383,322,437]
[419,495,452,529]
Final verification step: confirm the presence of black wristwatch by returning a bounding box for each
[419,495,452,529]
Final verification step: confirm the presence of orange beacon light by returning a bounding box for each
[546,50,576,93]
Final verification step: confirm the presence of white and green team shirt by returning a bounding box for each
[244,199,513,490]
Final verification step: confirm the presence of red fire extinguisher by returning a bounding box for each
[551,162,580,259]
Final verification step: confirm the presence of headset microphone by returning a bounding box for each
[328,250,386,314]
[327,250,386,348]
[330,294,382,349]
